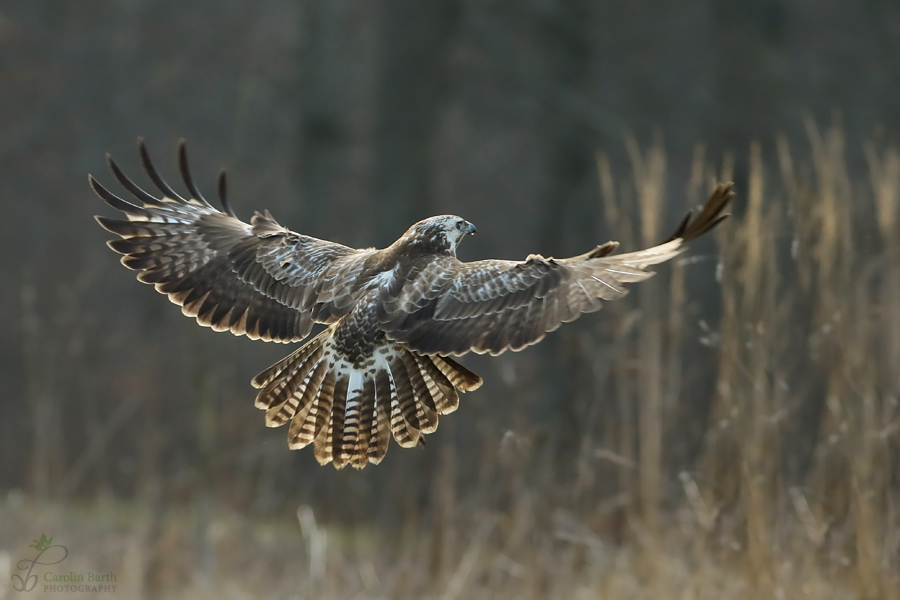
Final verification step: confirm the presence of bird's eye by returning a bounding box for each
[456,221,463,230]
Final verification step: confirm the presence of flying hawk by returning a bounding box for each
[92,140,733,469]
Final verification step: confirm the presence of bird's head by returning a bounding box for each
[406,215,476,255]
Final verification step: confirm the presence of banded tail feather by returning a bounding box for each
[251,325,484,469]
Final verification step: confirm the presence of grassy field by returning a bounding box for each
[4,122,898,599]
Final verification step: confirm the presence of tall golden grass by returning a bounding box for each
[4,122,898,599]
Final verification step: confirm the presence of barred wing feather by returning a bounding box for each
[93,140,370,342]
[382,182,734,356]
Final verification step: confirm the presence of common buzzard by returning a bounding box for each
[93,140,733,469]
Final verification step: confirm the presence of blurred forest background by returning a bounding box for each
[1,1,899,598]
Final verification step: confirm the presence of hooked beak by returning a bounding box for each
[464,221,477,235]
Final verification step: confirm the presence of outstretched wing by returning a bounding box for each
[93,139,373,343]
[380,182,734,356]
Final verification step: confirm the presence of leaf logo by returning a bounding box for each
[29,534,53,552]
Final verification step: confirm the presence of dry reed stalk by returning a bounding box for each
[865,143,900,446]
[796,120,857,559]
[21,279,55,499]
[703,153,744,540]
[841,244,890,599]
[429,445,457,584]
[297,505,327,597]
[440,515,496,600]
[862,140,900,598]
[626,133,667,553]
[740,143,778,593]
[597,150,639,534]
[781,126,847,577]
[703,142,784,591]
[802,117,854,294]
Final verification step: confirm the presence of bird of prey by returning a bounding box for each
[92,140,733,469]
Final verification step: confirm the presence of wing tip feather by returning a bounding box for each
[665,181,735,243]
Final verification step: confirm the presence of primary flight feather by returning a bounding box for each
[93,139,734,469]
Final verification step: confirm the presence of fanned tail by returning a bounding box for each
[252,329,482,469]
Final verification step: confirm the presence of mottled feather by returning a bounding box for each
[93,140,734,469]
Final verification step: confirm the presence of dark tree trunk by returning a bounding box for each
[371,0,461,244]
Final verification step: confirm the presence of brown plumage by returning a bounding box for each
[93,139,734,469]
